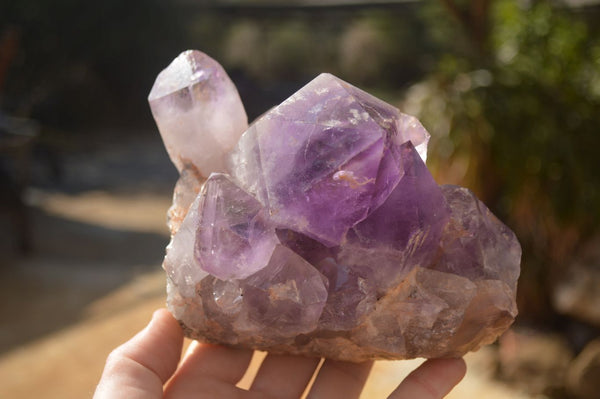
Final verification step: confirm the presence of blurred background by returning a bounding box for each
[1,0,600,397]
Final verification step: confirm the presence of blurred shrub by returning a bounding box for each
[225,18,339,83]
[266,22,314,81]
[405,0,600,321]
[339,20,389,85]
[225,21,265,78]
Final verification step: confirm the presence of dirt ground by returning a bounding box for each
[0,133,532,398]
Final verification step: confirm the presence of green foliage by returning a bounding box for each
[405,0,600,320]
[413,0,600,230]
[488,1,600,223]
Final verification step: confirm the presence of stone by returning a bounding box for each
[228,73,430,246]
[166,163,204,234]
[151,50,521,362]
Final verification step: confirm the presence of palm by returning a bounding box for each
[94,309,465,399]
[164,344,371,399]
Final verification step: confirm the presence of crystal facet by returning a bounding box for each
[149,50,248,176]
[228,73,431,246]
[195,173,278,280]
[151,51,521,362]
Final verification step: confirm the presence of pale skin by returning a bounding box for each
[94,309,466,399]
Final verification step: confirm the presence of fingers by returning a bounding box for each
[250,354,321,399]
[387,358,466,399]
[93,308,465,399]
[164,341,255,398]
[306,359,373,399]
[93,308,184,399]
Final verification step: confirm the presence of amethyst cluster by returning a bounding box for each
[149,50,521,361]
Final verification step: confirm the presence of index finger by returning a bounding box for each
[93,309,184,399]
[388,358,466,399]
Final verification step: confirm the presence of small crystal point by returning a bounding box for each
[163,194,208,297]
[242,245,329,337]
[149,50,248,177]
[351,141,450,251]
[435,185,521,292]
[195,173,278,280]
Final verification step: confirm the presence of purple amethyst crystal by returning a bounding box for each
[151,51,521,362]
[196,245,329,339]
[228,73,431,246]
[195,173,278,280]
[339,141,451,291]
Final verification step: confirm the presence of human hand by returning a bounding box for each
[94,309,466,399]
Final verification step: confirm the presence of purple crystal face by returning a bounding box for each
[197,245,329,339]
[338,141,451,291]
[153,55,521,361]
[242,245,329,336]
[434,185,521,291]
[228,73,430,246]
[195,173,278,280]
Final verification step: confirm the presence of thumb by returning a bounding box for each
[93,308,184,399]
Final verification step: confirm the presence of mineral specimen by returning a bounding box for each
[150,50,521,362]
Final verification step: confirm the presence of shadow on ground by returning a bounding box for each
[0,131,175,355]
[0,206,168,354]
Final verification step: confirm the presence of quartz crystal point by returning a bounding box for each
[149,50,248,176]
[195,173,278,280]
[152,52,521,362]
[148,50,248,231]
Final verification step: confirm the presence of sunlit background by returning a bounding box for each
[1,1,599,398]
